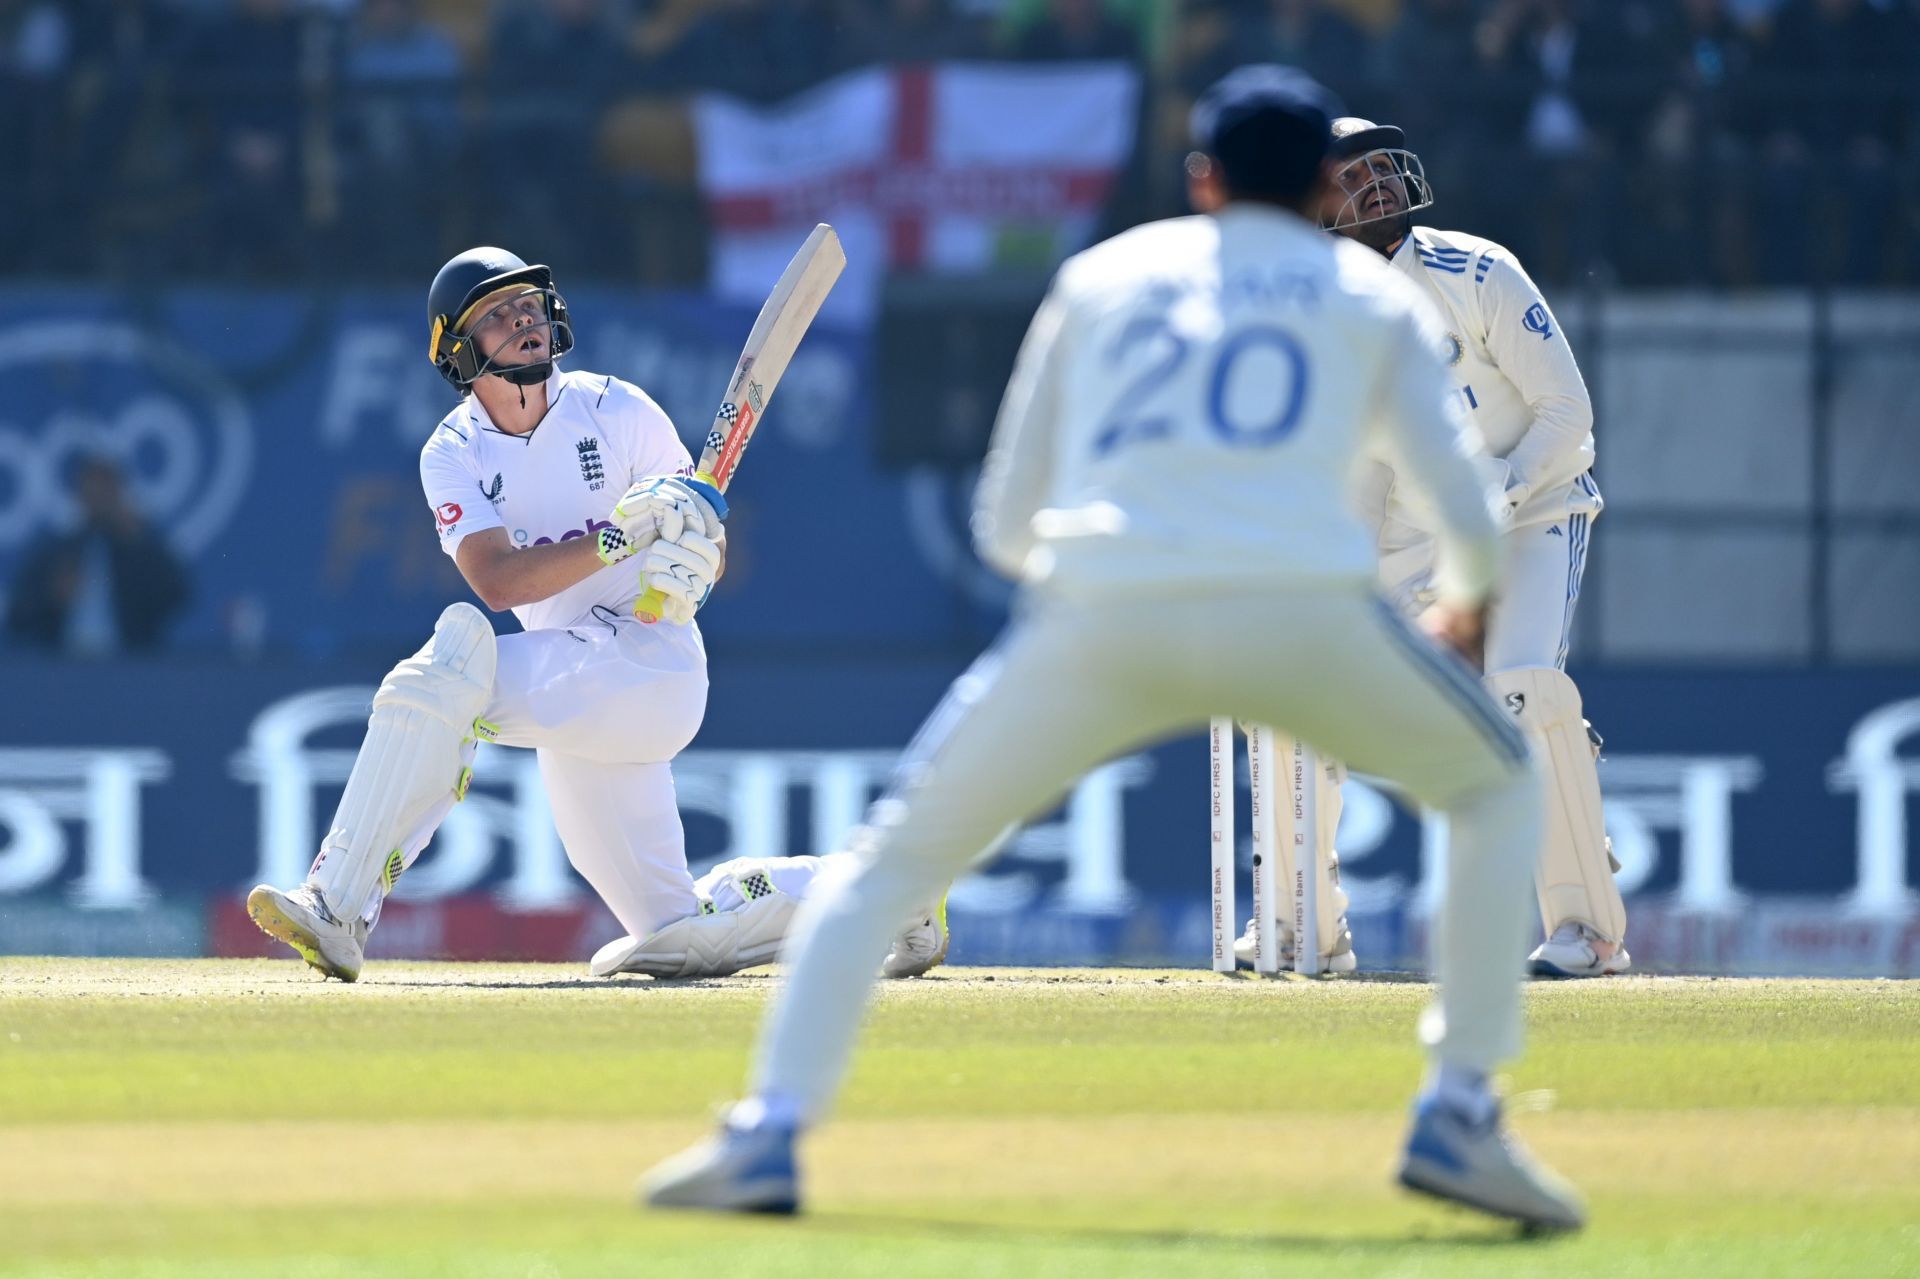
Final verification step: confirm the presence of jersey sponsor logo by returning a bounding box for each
[482,473,504,504]
[514,515,615,548]
[435,502,463,534]
[576,437,605,490]
[1523,303,1554,340]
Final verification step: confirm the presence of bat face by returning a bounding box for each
[635,224,843,623]
[694,226,845,493]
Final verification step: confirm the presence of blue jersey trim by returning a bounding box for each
[1555,513,1591,670]
[1417,254,1468,275]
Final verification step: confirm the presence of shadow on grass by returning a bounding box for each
[803,1208,1561,1254]
[1215,969,1430,984]
[371,974,775,992]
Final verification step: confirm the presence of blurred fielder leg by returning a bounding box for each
[642,589,1581,1229]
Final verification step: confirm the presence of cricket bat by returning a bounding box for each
[635,223,846,623]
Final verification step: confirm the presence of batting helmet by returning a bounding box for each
[427,247,574,391]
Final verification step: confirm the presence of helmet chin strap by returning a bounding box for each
[487,359,552,390]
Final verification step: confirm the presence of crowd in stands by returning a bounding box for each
[2,0,1917,290]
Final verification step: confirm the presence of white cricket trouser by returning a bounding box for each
[381,611,711,938]
[1378,508,1593,672]
[1380,503,1616,945]
[752,585,1543,1122]
[490,614,713,936]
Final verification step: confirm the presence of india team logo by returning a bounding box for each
[1443,332,1464,366]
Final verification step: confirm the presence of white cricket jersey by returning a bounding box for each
[974,205,1505,607]
[420,367,702,642]
[1366,227,1602,530]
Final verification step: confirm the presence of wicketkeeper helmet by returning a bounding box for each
[1323,117,1434,231]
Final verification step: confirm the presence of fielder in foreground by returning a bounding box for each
[645,66,1583,1231]
[247,244,943,983]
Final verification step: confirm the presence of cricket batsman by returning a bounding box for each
[1237,116,1624,979]
[247,247,945,982]
[645,66,1584,1230]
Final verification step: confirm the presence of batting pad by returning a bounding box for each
[1485,666,1626,943]
[310,603,497,922]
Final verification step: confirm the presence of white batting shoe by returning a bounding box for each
[247,883,368,981]
[882,892,949,979]
[1529,923,1631,979]
[590,893,800,980]
[643,1106,801,1215]
[1397,1095,1585,1232]
[1232,917,1358,974]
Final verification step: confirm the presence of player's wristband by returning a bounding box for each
[596,525,636,566]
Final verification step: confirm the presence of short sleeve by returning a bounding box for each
[420,432,502,557]
[628,382,696,483]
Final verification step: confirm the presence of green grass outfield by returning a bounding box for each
[0,960,1914,1278]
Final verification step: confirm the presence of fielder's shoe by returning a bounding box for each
[1529,923,1630,979]
[247,882,368,981]
[1232,917,1358,974]
[643,1106,801,1215]
[882,891,949,979]
[1397,1094,1585,1232]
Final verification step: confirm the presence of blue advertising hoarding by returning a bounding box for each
[0,657,1915,975]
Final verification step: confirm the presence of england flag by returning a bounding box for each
[694,62,1141,321]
